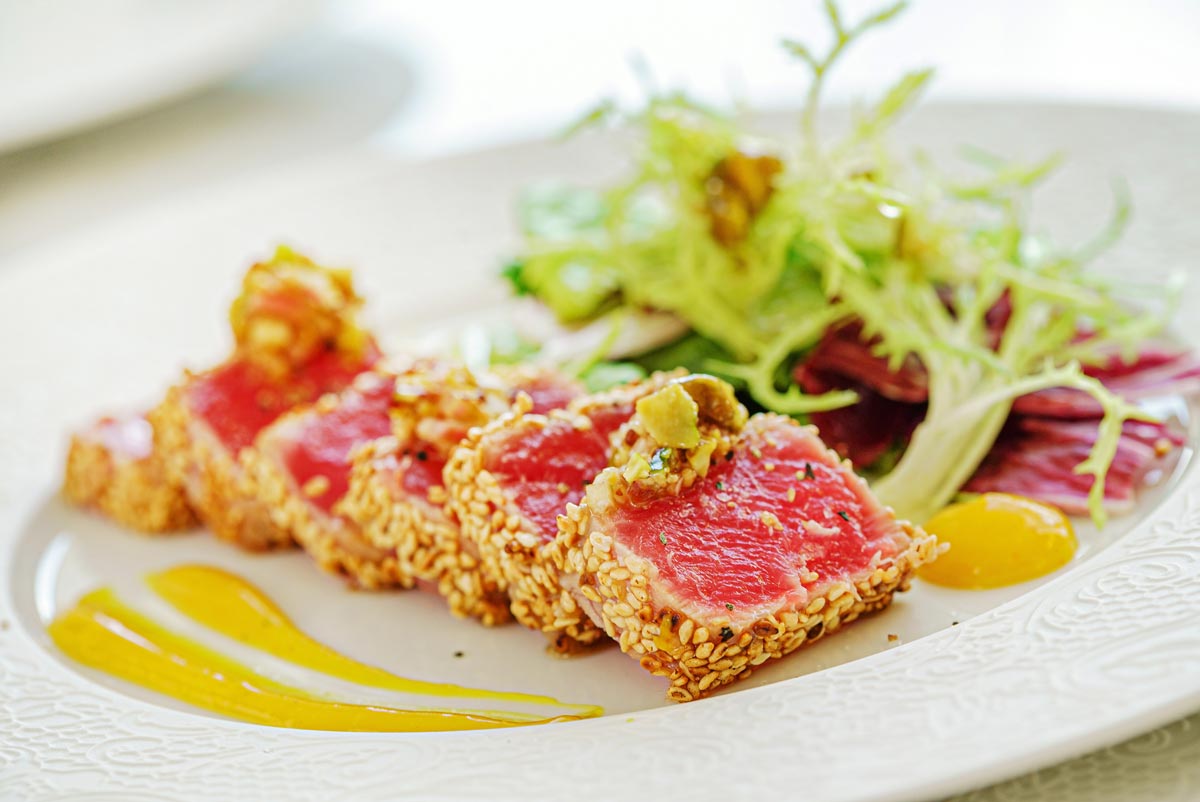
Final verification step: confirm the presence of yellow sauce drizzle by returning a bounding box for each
[919,492,1077,590]
[147,564,599,716]
[48,566,602,731]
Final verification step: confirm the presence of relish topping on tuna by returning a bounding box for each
[443,371,691,652]
[600,415,906,622]
[229,245,372,379]
[553,375,939,701]
[149,248,381,552]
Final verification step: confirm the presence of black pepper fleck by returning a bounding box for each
[804,462,816,480]
[719,626,734,642]
[416,450,428,462]
[453,650,465,658]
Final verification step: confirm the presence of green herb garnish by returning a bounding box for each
[505,0,1164,526]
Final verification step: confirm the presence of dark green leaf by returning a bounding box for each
[500,260,531,296]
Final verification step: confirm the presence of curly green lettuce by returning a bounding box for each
[503,0,1174,525]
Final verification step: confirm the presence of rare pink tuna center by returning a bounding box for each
[604,421,908,622]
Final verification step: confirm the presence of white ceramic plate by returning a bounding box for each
[0,0,320,153]
[2,103,1199,802]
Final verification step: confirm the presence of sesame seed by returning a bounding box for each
[301,475,330,498]
[786,487,796,503]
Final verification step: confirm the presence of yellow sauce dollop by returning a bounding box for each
[919,493,1077,590]
[49,565,601,731]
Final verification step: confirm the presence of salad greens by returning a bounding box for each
[503,0,1170,526]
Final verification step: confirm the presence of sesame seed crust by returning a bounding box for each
[340,439,512,624]
[333,358,534,624]
[442,371,691,653]
[149,386,291,551]
[62,417,196,533]
[444,409,606,653]
[555,405,941,702]
[566,369,687,428]
[240,433,409,590]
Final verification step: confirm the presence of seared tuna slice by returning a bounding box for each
[246,372,405,588]
[444,371,684,652]
[63,412,196,533]
[445,410,610,649]
[340,360,577,623]
[151,248,379,550]
[553,376,939,701]
[494,364,585,414]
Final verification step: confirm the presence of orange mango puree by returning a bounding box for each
[919,493,1076,590]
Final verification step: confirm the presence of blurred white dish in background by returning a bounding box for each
[0,0,321,153]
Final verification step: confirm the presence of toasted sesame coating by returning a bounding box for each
[557,492,935,701]
[62,414,196,533]
[150,388,291,550]
[340,439,511,623]
[444,371,690,653]
[552,378,940,701]
[444,409,606,653]
[334,358,545,624]
[242,437,408,590]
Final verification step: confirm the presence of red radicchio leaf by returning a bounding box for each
[963,417,1184,516]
